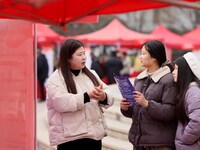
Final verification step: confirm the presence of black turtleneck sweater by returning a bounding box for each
[70,69,108,105]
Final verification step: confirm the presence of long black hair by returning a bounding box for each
[174,57,200,125]
[57,39,100,94]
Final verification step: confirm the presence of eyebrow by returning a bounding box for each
[75,51,85,54]
[141,50,146,53]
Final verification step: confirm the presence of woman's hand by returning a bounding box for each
[133,91,148,107]
[120,99,131,110]
[88,84,106,101]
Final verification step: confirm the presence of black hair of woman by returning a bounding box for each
[57,39,100,94]
[143,40,173,72]
[174,55,200,125]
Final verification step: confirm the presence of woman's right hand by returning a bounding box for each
[120,99,131,110]
[87,84,106,101]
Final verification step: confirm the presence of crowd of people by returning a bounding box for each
[37,39,200,150]
[91,48,133,85]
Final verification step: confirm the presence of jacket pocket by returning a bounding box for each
[86,102,105,125]
[62,110,88,137]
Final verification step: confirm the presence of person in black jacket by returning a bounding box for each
[105,50,123,84]
[37,47,49,101]
[90,52,105,79]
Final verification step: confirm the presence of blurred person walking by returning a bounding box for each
[46,39,115,150]
[90,52,105,79]
[118,50,132,77]
[105,50,123,84]
[120,40,177,150]
[37,47,49,101]
[173,52,200,150]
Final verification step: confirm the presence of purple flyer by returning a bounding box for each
[114,75,135,105]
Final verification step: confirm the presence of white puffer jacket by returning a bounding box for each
[46,69,114,146]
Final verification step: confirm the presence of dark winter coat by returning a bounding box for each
[91,57,104,79]
[105,56,123,84]
[37,53,49,80]
[121,66,177,148]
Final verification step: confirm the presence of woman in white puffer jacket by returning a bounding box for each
[46,39,115,150]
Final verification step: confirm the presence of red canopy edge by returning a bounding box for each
[0,0,199,26]
[183,26,200,50]
[151,0,200,10]
[36,23,64,45]
[73,19,163,48]
[151,24,200,50]
[0,0,118,26]
[183,26,200,42]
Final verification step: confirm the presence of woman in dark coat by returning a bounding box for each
[120,40,177,150]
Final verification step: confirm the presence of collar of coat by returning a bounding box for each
[136,66,171,83]
[189,82,199,87]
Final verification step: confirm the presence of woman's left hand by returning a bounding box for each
[133,91,148,107]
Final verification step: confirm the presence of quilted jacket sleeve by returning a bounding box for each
[182,86,200,144]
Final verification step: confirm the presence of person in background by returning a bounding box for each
[105,50,123,84]
[90,52,105,79]
[118,51,132,77]
[46,39,115,150]
[120,40,177,150]
[172,52,200,150]
[37,46,49,101]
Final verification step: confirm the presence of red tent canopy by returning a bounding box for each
[183,26,200,45]
[0,0,199,26]
[36,23,64,45]
[75,19,162,48]
[151,25,198,50]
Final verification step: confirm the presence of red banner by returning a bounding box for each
[0,19,35,150]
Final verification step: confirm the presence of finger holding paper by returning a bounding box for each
[133,91,148,108]
[120,99,131,110]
